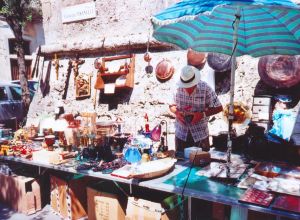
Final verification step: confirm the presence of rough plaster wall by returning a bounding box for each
[41,0,179,53]
[27,50,261,147]
[29,0,300,148]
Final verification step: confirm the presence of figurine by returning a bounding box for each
[52,53,62,80]
[71,54,85,85]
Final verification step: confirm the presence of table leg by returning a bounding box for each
[230,205,248,220]
[188,196,191,220]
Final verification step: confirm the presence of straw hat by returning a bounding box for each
[177,65,201,88]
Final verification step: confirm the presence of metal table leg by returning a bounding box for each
[188,196,192,220]
[230,205,248,220]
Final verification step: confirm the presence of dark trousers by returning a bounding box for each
[175,131,210,152]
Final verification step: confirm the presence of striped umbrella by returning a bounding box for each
[152,0,300,57]
[151,0,300,176]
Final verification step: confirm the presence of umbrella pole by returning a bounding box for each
[226,7,241,178]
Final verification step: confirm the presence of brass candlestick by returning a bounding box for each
[52,53,62,80]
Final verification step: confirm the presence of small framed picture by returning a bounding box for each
[75,73,92,99]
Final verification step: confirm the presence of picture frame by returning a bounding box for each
[75,73,92,99]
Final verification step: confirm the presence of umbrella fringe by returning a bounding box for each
[151,15,198,26]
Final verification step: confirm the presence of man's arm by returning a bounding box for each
[205,105,223,117]
[192,83,223,124]
[191,105,223,124]
[169,104,185,124]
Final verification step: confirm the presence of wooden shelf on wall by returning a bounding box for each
[94,54,135,90]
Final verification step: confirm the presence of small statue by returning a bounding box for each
[71,54,85,85]
[52,53,62,80]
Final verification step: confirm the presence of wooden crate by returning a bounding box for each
[50,174,88,220]
[0,173,41,215]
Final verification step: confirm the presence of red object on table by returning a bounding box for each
[239,188,274,207]
[272,195,300,214]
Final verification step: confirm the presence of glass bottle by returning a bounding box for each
[144,113,150,132]
[150,124,161,142]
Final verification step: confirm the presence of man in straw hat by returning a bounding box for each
[169,65,223,152]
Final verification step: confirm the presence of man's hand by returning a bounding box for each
[191,112,204,124]
[175,111,185,124]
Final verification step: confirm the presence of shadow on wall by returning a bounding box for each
[214,70,230,95]
[99,88,133,110]
[39,61,51,97]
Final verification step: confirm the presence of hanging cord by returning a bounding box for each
[113,181,130,198]
[179,148,202,220]
[180,149,200,198]
[146,28,151,53]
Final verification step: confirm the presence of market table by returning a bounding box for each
[0,155,299,220]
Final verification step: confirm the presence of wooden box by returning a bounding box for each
[251,96,272,130]
[0,173,41,215]
[50,174,88,220]
[87,185,126,220]
[126,195,187,220]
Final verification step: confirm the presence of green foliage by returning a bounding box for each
[0,0,41,26]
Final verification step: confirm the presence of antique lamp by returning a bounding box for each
[52,119,69,146]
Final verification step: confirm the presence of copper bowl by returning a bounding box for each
[187,49,206,70]
[258,55,300,88]
[207,52,232,72]
[155,59,175,81]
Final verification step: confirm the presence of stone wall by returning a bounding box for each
[28,0,300,148]
[27,50,262,148]
[40,0,179,54]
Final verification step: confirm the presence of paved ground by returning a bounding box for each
[0,204,61,220]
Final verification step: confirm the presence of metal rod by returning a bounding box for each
[188,197,192,220]
[227,6,241,178]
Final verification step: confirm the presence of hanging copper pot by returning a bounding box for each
[155,59,175,81]
[187,49,206,70]
[207,52,232,72]
[144,52,152,63]
[258,55,300,88]
[145,65,153,74]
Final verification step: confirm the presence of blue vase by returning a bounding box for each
[124,146,142,164]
